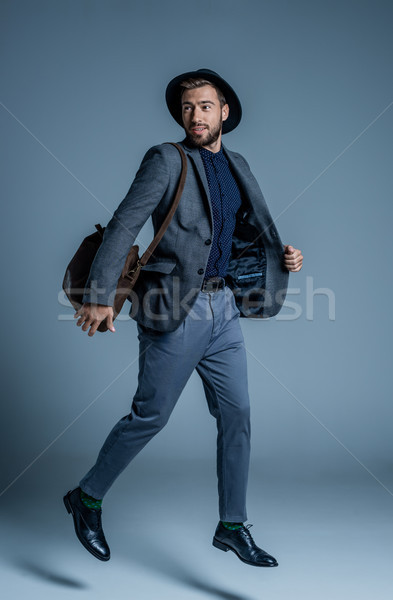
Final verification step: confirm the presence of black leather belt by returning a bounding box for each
[201,276,225,293]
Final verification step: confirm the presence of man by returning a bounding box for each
[63,69,303,567]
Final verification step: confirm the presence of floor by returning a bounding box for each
[1,454,393,600]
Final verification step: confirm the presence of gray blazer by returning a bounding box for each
[83,139,289,332]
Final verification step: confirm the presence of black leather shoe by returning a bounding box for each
[213,522,278,567]
[63,487,110,561]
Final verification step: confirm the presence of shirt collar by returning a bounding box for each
[199,145,226,162]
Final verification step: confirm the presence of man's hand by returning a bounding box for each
[74,303,116,337]
[283,245,303,272]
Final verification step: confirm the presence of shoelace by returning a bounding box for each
[240,523,255,541]
[241,524,271,557]
[81,505,102,528]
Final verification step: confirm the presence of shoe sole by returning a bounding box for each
[212,537,278,567]
[63,492,110,562]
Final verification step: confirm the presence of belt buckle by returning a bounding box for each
[203,277,223,293]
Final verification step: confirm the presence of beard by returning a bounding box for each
[185,116,223,148]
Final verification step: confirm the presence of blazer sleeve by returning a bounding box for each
[82,145,170,306]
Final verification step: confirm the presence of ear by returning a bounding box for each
[222,103,229,122]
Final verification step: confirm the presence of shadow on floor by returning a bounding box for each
[122,535,256,600]
[11,554,252,600]
[10,558,89,590]
[182,574,254,600]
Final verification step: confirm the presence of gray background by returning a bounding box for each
[1,1,392,598]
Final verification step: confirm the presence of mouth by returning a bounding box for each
[191,126,207,135]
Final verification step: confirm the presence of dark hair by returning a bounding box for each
[179,78,227,107]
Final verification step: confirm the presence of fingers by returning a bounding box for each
[74,306,95,335]
[76,316,86,327]
[74,306,84,319]
[106,313,116,333]
[284,247,302,270]
[284,255,302,267]
[284,252,301,262]
[74,304,115,336]
[284,249,303,272]
[285,247,300,257]
[78,315,99,336]
[87,320,100,337]
[75,311,89,328]
[285,261,303,272]
[74,303,90,323]
[75,312,87,327]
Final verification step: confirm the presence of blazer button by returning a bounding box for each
[205,239,212,245]
[198,268,204,275]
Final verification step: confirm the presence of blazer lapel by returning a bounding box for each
[178,139,213,229]
[222,143,277,241]
[222,143,255,221]
[178,139,276,241]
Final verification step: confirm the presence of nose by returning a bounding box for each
[191,106,204,123]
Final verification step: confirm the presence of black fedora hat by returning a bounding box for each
[165,68,242,134]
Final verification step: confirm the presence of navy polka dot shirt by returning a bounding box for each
[199,146,242,278]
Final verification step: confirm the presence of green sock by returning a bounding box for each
[221,521,244,530]
[80,488,102,510]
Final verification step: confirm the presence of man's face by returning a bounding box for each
[181,85,229,151]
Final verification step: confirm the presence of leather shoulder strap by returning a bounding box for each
[139,142,187,266]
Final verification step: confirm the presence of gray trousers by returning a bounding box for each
[79,283,250,522]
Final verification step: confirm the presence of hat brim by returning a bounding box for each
[165,69,242,134]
